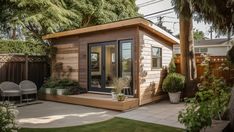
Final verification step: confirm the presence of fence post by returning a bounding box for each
[25,55,28,80]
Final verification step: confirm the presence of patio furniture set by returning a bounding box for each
[0,80,38,103]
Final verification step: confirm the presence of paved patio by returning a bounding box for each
[17,100,185,128]
[17,101,120,128]
[117,101,185,128]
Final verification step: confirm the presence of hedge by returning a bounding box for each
[0,40,49,55]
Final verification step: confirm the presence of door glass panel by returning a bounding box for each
[90,46,102,88]
[105,45,117,89]
[120,40,133,95]
[120,41,132,87]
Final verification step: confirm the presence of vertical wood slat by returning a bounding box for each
[0,54,49,87]
[175,55,234,85]
[25,55,28,80]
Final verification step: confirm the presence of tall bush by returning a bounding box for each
[168,55,177,73]
[178,55,231,132]
[0,40,55,55]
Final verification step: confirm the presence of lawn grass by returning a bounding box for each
[19,117,183,132]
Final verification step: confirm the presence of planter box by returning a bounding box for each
[57,89,66,95]
[45,88,52,94]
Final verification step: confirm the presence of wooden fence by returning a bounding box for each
[175,55,234,85]
[0,54,49,88]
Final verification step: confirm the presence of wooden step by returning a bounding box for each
[40,94,139,111]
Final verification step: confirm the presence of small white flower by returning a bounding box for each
[223,67,229,71]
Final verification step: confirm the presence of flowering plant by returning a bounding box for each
[0,102,19,132]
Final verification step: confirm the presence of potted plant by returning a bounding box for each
[111,88,117,100]
[41,78,57,94]
[55,86,65,95]
[162,73,185,103]
[112,77,130,101]
[116,93,126,101]
[56,79,79,95]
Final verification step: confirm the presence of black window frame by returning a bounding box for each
[151,46,162,69]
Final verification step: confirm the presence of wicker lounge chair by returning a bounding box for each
[0,81,22,103]
[19,80,38,102]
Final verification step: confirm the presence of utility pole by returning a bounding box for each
[208,26,213,40]
[157,16,164,27]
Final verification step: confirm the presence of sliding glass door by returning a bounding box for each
[88,42,117,92]
[88,40,133,94]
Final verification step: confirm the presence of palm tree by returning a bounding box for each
[172,0,197,97]
[172,0,234,97]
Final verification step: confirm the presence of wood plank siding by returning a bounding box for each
[45,18,178,106]
[51,27,138,92]
[52,37,79,81]
[138,29,173,105]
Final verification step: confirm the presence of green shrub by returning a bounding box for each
[178,55,231,132]
[50,88,57,96]
[41,78,80,95]
[0,39,56,56]
[162,73,185,93]
[0,102,19,132]
[168,55,177,73]
[0,40,45,55]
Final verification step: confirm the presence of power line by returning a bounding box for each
[146,11,174,19]
[138,0,164,8]
[137,0,164,8]
[163,16,177,19]
[144,8,174,17]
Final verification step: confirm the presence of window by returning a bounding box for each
[195,48,208,53]
[152,47,162,69]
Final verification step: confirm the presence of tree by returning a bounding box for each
[156,16,173,34]
[172,0,234,97]
[194,0,234,36]
[0,0,19,39]
[172,0,197,97]
[0,0,139,41]
[193,29,205,41]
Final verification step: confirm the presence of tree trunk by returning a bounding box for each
[179,16,197,97]
[11,27,17,40]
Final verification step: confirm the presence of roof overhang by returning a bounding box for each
[42,17,179,44]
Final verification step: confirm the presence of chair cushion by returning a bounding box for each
[21,89,37,94]
[1,90,21,96]
[3,90,20,94]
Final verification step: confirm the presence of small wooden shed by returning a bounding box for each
[43,17,179,106]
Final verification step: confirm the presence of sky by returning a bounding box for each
[135,0,219,39]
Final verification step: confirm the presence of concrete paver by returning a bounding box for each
[17,100,185,128]
[117,100,185,128]
[17,101,120,128]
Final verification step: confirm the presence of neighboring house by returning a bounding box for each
[43,17,179,106]
[173,38,233,56]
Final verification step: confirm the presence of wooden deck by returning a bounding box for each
[40,93,139,111]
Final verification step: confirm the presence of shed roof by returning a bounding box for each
[42,17,179,44]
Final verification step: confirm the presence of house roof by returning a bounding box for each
[174,38,233,47]
[195,38,231,46]
[42,17,179,44]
